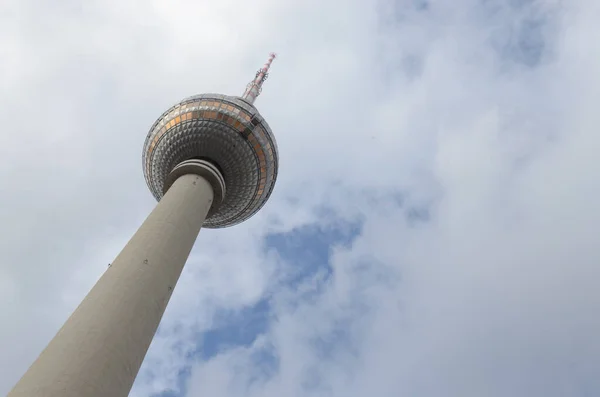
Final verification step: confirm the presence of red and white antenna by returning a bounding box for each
[241,52,277,104]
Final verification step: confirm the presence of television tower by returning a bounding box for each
[8,54,279,397]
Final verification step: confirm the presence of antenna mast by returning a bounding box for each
[242,52,277,104]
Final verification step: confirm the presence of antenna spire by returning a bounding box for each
[242,52,277,104]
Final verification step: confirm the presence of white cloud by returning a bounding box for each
[1,0,600,396]
[186,1,600,396]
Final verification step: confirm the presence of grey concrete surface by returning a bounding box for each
[8,172,214,397]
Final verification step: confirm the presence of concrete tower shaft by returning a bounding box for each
[8,161,222,397]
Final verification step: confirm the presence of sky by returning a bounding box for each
[1,0,600,396]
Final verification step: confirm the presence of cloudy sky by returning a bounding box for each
[2,0,600,396]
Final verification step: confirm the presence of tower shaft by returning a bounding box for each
[8,172,215,397]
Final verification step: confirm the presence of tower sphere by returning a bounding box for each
[142,93,279,228]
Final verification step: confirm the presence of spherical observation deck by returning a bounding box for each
[142,93,278,228]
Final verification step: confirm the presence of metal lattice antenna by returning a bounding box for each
[241,52,277,104]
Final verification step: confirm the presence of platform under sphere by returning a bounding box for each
[143,94,279,228]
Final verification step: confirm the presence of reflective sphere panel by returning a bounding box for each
[143,94,278,228]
